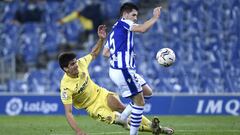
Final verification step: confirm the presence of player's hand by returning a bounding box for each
[57,19,64,25]
[97,25,107,40]
[153,7,161,19]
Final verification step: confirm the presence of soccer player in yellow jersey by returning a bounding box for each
[59,25,173,135]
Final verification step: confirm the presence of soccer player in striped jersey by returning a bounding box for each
[103,2,174,135]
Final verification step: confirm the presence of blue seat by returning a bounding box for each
[7,79,28,93]
[22,23,42,34]
[1,1,20,22]
[101,0,120,19]
[20,43,39,66]
[41,29,63,55]
[63,20,83,43]
[47,60,64,92]
[27,70,50,93]
[0,34,17,56]
[19,30,40,66]
[49,67,64,92]
[44,1,63,22]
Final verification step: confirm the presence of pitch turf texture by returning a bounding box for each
[0,116,239,135]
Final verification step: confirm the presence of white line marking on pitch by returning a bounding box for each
[89,131,128,134]
[51,130,240,135]
[50,131,129,135]
[177,130,240,133]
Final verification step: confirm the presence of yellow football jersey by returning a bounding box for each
[60,54,100,109]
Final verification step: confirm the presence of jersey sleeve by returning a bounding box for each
[77,54,93,68]
[121,19,136,31]
[60,87,73,104]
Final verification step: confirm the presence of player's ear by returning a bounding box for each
[63,67,68,72]
[122,11,128,18]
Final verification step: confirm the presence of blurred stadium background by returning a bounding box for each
[0,0,240,116]
[0,0,240,134]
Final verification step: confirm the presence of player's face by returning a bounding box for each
[66,58,79,76]
[126,9,138,22]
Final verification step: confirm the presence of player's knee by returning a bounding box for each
[143,87,153,97]
[144,92,152,97]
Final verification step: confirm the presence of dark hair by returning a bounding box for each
[58,52,77,71]
[120,2,139,16]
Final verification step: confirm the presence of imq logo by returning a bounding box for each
[196,99,240,116]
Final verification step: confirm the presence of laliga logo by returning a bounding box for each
[5,98,23,116]
[5,97,58,116]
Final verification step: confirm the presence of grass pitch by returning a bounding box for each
[0,115,240,135]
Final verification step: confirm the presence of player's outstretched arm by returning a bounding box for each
[64,104,87,135]
[132,7,161,33]
[91,25,107,60]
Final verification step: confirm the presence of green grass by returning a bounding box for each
[0,115,240,135]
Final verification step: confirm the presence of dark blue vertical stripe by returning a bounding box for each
[114,54,118,68]
[131,32,135,68]
[122,51,126,68]
[129,31,132,68]
[121,69,138,94]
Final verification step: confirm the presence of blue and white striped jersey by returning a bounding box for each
[105,18,136,69]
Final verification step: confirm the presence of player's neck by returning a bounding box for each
[67,73,78,78]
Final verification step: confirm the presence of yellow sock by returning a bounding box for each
[139,115,152,132]
[141,115,151,125]
[138,125,152,132]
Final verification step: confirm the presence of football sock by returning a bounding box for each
[138,115,152,132]
[130,104,144,135]
[120,102,133,121]
[144,95,152,104]
[125,115,152,132]
[144,95,152,101]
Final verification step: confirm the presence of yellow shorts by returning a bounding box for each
[85,88,119,124]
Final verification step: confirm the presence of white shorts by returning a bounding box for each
[109,68,146,98]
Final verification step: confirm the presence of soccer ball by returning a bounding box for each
[156,48,176,67]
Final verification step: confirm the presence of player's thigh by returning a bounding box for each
[142,84,153,96]
[132,92,145,106]
[87,90,117,124]
[107,94,125,112]
[134,73,153,96]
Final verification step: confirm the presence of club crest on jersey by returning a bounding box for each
[127,78,131,83]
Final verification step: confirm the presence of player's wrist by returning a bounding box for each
[152,16,159,20]
[99,38,105,41]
